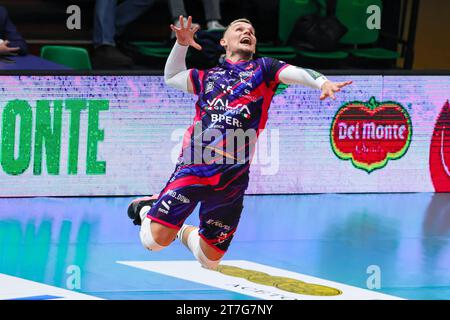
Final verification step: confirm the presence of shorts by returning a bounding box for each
[147,163,249,253]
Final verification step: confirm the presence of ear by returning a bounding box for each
[220,38,226,49]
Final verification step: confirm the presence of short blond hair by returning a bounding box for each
[224,18,254,35]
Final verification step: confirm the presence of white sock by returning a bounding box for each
[186,229,200,252]
[139,205,152,221]
[177,224,194,242]
[186,230,221,270]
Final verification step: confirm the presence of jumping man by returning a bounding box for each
[128,16,352,269]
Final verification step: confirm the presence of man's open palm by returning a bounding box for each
[170,15,202,51]
[320,80,353,100]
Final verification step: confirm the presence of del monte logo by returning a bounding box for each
[330,97,412,173]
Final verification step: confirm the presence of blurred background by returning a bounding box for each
[0,0,448,71]
[0,0,449,301]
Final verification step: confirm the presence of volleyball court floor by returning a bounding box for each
[0,193,449,300]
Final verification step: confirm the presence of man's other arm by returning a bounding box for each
[279,66,352,100]
[164,42,194,94]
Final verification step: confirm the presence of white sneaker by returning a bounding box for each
[207,20,226,31]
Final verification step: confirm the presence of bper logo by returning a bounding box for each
[330,97,412,173]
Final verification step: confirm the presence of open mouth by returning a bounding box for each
[240,37,252,45]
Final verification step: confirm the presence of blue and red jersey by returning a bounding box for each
[178,57,289,180]
[147,58,289,249]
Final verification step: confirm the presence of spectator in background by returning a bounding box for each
[93,0,223,68]
[93,0,159,68]
[236,0,278,43]
[0,6,28,56]
[169,0,225,32]
[93,0,203,68]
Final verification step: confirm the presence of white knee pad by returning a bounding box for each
[140,217,166,252]
[187,231,221,270]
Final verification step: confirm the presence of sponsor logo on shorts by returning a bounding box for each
[217,231,230,244]
[330,97,412,173]
[206,219,231,231]
[158,200,172,214]
[166,189,190,204]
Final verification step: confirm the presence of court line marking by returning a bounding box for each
[6,295,62,300]
[117,260,404,300]
[0,273,102,300]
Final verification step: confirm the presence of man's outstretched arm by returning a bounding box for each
[279,66,352,100]
[164,16,202,94]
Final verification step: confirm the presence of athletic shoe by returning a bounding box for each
[207,20,225,31]
[127,196,157,226]
[93,45,133,68]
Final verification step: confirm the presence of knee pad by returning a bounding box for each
[139,218,166,252]
[187,231,221,270]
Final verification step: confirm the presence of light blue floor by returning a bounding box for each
[0,193,449,300]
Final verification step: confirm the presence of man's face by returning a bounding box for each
[220,22,257,57]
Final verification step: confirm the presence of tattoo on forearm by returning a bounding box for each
[296,67,324,80]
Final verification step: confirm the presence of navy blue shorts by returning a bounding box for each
[147,164,249,253]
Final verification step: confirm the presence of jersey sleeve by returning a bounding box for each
[260,57,291,85]
[189,68,205,95]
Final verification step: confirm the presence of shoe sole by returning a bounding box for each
[127,197,157,226]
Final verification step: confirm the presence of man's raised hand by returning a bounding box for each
[170,15,202,51]
[320,80,353,100]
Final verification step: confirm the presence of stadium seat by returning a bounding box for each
[255,0,316,60]
[275,83,290,95]
[336,0,400,60]
[129,41,171,59]
[274,0,349,60]
[279,0,318,45]
[257,45,296,60]
[40,45,92,70]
